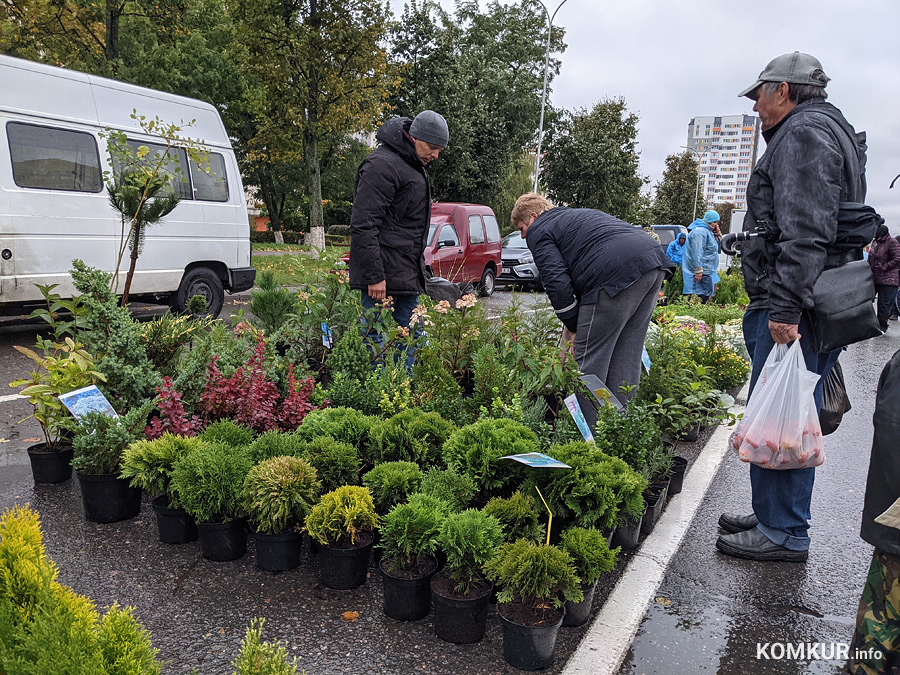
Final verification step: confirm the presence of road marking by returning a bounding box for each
[0,394,25,404]
[561,385,748,675]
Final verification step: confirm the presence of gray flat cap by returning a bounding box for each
[738,51,830,98]
[409,110,449,147]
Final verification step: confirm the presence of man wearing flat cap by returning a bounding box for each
[716,53,870,562]
[349,110,449,367]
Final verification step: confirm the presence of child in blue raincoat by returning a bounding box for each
[666,232,687,265]
[682,210,721,303]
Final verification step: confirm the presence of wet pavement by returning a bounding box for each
[617,330,900,674]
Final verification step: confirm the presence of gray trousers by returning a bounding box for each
[575,269,665,429]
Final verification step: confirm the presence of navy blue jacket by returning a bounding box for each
[526,207,673,331]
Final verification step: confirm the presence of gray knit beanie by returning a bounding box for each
[409,110,449,147]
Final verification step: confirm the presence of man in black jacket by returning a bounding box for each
[716,53,869,563]
[510,193,672,426]
[349,110,449,368]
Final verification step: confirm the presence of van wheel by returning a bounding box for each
[477,268,496,297]
[174,268,224,318]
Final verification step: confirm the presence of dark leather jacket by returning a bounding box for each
[349,118,431,295]
[742,99,868,324]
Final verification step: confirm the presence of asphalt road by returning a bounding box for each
[618,329,900,674]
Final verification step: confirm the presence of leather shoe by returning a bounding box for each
[715,527,808,563]
[718,513,759,534]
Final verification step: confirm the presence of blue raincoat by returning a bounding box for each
[682,219,720,295]
[666,234,687,265]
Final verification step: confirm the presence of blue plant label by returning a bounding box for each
[321,322,333,348]
[58,385,119,419]
[500,452,571,469]
[642,347,652,372]
[564,394,594,443]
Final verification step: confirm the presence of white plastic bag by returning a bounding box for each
[730,342,825,470]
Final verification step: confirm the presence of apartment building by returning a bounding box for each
[686,114,761,210]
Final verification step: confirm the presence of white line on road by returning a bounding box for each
[0,394,25,404]
[561,385,748,675]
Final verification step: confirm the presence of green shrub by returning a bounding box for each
[139,313,214,375]
[242,456,321,535]
[247,430,305,464]
[301,435,360,493]
[249,270,300,334]
[593,401,662,474]
[71,403,152,475]
[232,618,299,675]
[366,408,455,466]
[442,418,538,497]
[200,420,254,448]
[96,604,162,675]
[419,468,476,512]
[484,539,582,607]
[119,434,205,507]
[305,485,379,547]
[482,491,544,544]
[379,495,446,572]
[171,442,253,523]
[294,406,373,452]
[644,442,675,483]
[437,510,504,595]
[326,326,370,384]
[361,461,423,513]
[558,527,619,586]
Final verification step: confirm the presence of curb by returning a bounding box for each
[561,384,748,675]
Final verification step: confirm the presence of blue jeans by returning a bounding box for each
[361,291,421,372]
[742,308,841,551]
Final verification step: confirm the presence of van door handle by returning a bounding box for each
[456,249,463,255]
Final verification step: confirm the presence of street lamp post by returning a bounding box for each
[681,145,707,222]
[532,0,568,193]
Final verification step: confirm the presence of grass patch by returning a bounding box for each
[251,246,348,287]
[252,243,304,252]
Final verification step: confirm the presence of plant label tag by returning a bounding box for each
[579,374,624,411]
[58,385,119,420]
[875,496,900,531]
[564,394,594,442]
[500,452,570,469]
[642,347,652,372]
[321,322,333,348]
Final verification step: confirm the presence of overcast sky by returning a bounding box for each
[389,0,900,231]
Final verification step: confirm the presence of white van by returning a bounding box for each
[0,54,255,317]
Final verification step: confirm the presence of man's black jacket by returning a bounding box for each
[349,117,431,295]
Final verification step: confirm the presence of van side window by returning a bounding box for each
[7,122,102,192]
[189,152,229,202]
[121,140,192,200]
[482,214,501,243]
[438,224,459,246]
[468,215,485,244]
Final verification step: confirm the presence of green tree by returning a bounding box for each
[651,151,703,226]
[715,202,737,233]
[492,152,536,234]
[541,98,646,219]
[231,0,396,248]
[390,0,565,208]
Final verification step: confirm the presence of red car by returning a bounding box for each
[340,202,503,296]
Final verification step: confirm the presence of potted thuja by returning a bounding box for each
[71,406,150,523]
[485,539,582,671]
[378,494,446,621]
[558,527,619,627]
[10,337,106,484]
[242,456,321,573]
[171,441,253,561]
[431,509,504,644]
[120,433,205,543]
[305,486,379,590]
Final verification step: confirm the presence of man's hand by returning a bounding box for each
[769,320,801,344]
[368,281,387,302]
[560,327,576,363]
[694,272,703,282]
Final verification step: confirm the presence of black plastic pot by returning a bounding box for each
[668,456,689,496]
[76,472,142,523]
[28,444,73,484]
[682,424,701,442]
[563,581,597,627]
[431,573,493,644]
[197,520,247,562]
[152,496,198,544]
[253,530,302,573]
[317,534,373,590]
[640,481,670,536]
[380,555,437,621]
[611,511,643,550]
[498,604,565,671]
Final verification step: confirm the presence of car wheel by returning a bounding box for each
[173,267,225,318]
[478,267,496,297]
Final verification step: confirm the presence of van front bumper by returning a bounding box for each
[228,267,256,292]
